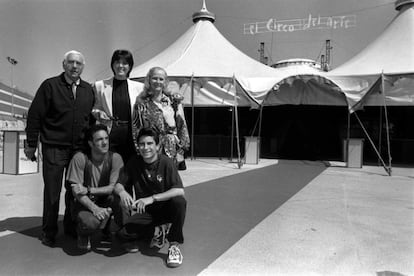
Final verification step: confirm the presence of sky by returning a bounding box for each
[0,0,396,96]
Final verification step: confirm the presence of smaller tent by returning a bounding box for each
[327,0,414,109]
[259,62,347,106]
[323,0,414,174]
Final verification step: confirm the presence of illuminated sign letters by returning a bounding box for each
[244,14,356,35]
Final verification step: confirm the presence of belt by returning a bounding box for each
[110,117,129,126]
[112,120,129,126]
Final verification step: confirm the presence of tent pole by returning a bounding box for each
[191,76,195,160]
[258,104,263,140]
[354,112,390,176]
[233,76,242,168]
[257,104,264,162]
[381,72,392,176]
[346,109,350,163]
[230,106,234,162]
[258,87,272,159]
[378,104,383,167]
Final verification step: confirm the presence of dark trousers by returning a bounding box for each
[73,195,122,236]
[41,144,76,237]
[109,124,135,165]
[109,124,134,195]
[124,196,187,244]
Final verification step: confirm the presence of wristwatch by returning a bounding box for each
[87,187,91,197]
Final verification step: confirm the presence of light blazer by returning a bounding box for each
[92,77,144,132]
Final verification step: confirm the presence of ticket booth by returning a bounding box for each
[2,130,39,175]
[344,138,364,168]
[244,136,260,164]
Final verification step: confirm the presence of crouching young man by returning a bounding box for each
[66,124,124,251]
[114,127,187,268]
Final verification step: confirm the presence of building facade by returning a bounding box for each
[0,81,32,130]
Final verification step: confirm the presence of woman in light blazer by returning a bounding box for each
[92,49,144,164]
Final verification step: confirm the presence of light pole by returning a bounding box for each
[7,56,18,117]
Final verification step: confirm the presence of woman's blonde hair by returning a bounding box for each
[142,67,171,98]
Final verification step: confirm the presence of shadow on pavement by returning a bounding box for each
[0,216,42,239]
[0,216,127,257]
[0,160,327,275]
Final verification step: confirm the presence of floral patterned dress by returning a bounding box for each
[132,92,190,164]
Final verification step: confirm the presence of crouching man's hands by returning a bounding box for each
[119,190,134,211]
[134,196,155,214]
[92,206,111,221]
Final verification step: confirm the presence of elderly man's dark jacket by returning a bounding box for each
[26,73,95,149]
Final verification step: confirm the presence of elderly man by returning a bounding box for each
[25,50,95,247]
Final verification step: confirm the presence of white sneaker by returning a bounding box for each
[167,243,183,268]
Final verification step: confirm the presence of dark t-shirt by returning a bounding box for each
[119,154,183,198]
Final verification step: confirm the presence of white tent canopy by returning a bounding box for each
[326,0,414,108]
[130,1,361,110]
[329,3,414,76]
[129,2,345,108]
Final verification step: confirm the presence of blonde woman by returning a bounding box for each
[132,67,189,170]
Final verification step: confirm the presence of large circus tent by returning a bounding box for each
[129,1,353,163]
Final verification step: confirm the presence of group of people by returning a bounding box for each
[24,49,190,268]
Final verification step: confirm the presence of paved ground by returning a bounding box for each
[0,158,413,276]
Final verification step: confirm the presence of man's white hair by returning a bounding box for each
[63,50,85,64]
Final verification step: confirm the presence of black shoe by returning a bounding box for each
[101,229,112,242]
[123,241,139,253]
[115,228,138,242]
[77,235,91,251]
[39,233,55,247]
[64,228,77,239]
[177,160,186,171]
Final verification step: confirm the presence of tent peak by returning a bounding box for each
[395,0,414,11]
[192,0,215,23]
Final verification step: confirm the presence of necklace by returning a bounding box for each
[144,159,160,181]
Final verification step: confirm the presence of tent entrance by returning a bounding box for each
[259,105,348,161]
[183,105,414,165]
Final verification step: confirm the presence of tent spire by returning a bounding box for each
[395,0,414,11]
[192,0,215,23]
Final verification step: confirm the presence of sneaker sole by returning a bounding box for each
[124,244,139,253]
[167,261,182,268]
